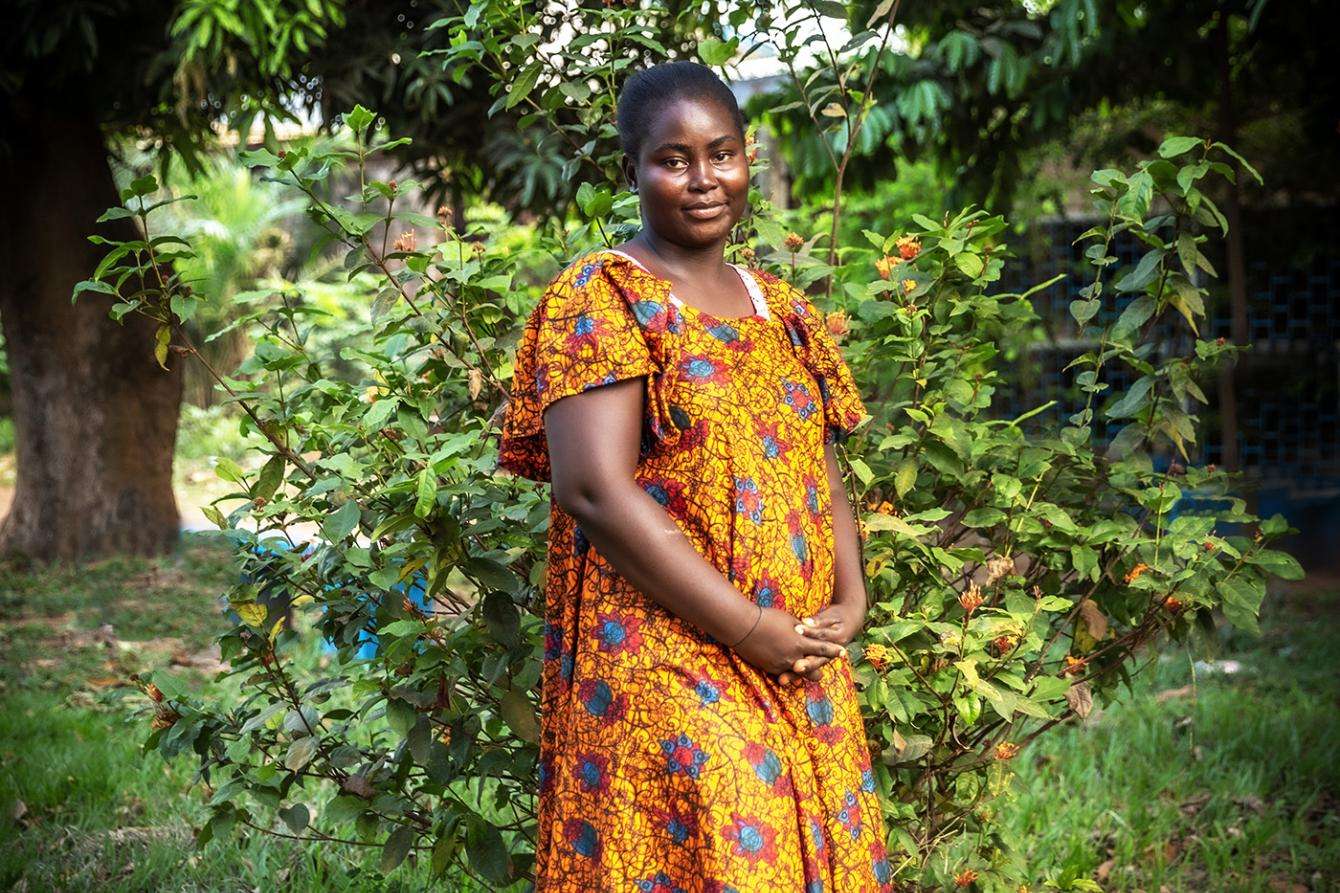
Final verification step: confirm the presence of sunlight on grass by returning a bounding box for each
[1,539,1334,890]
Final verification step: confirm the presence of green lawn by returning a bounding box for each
[0,536,1335,891]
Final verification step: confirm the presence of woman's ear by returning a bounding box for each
[620,155,637,192]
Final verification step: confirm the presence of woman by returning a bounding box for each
[497,61,893,892]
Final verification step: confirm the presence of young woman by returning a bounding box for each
[498,61,893,892]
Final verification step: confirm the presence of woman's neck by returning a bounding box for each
[625,231,729,283]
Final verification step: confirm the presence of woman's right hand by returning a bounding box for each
[731,606,845,679]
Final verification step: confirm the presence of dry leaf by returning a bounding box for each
[1064,681,1093,719]
[1078,598,1109,640]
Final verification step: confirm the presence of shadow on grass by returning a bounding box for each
[1,537,1335,891]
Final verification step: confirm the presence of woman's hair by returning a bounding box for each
[616,60,746,161]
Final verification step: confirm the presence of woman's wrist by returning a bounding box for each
[729,603,764,648]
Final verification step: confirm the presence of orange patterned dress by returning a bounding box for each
[497,248,893,892]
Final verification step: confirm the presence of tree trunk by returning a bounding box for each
[0,85,181,562]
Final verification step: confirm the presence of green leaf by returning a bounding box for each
[280,803,309,834]
[954,252,984,279]
[1217,576,1264,634]
[499,689,539,743]
[503,63,542,111]
[380,826,415,874]
[962,508,1005,528]
[698,36,738,66]
[1246,548,1304,581]
[414,468,436,519]
[344,104,375,135]
[893,458,917,498]
[1211,141,1264,185]
[1070,299,1100,326]
[284,736,319,771]
[466,816,511,885]
[481,592,520,647]
[1106,376,1152,419]
[322,500,361,542]
[154,326,172,370]
[1115,249,1165,293]
[253,456,285,502]
[1158,135,1203,159]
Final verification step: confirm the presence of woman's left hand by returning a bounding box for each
[777,600,865,684]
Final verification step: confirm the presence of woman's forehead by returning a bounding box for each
[641,96,740,150]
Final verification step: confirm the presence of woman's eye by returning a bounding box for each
[714,152,733,162]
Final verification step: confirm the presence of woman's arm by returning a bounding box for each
[544,376,844,676]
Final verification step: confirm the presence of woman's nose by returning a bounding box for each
[688,157,718,190]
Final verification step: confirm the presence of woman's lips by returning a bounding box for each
[683,203,727,220]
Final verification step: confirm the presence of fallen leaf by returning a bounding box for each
[1095,858,1115,882]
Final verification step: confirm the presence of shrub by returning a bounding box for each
[77,4,1301,889]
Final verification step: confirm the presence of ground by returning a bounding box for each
[0,536,1335,891]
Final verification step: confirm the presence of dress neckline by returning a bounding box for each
[601,248,771,323]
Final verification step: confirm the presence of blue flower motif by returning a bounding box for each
[572,311,596,336]
[707,322,739,343]
[631,299,666,327]
[577,756,604,790]
[641,481,671,506]
[667,817,691,844]
[581,371,617,391]
[861,767,877,793]
[574,261,601,289]
[598,618,626,649]
[573,525,590,556]
[752,749,782,785]
[736,821,764,854]
[543,620,562,661]
[660,733,709,779]
[806,882,825,893]
[810,817,826,851]
[569,819,599,857]
[560,651,574,681]
[694,679,721,706]
[791,531,808,562]
[873,853,891,883]
[682,356,720,380]
[634,872,687,893]
[583,679,613,716]
[806,693,834,726]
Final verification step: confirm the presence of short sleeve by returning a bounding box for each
[781,282,868,446]
[495,253,657,482]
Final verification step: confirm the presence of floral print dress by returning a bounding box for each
[497,248,893,892]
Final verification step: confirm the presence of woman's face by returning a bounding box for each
[625,96,749,249]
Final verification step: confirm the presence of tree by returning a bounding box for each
[87,3,1299,887]
[0,0,740,560]
[755,0,1336,475]
[0,0,344,560]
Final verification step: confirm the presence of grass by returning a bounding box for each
[1,538,1335,891]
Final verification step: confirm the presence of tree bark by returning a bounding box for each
[0,85,181,562]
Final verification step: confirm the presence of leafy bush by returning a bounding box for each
[77,3,1302,889]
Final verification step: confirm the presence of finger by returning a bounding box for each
[804,667,823,681]
[795,623,831,641]
[799,637,837,657]
[793,654,834,674]
[778,671,793,685]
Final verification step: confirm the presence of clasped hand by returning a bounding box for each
[731,601,866,686]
